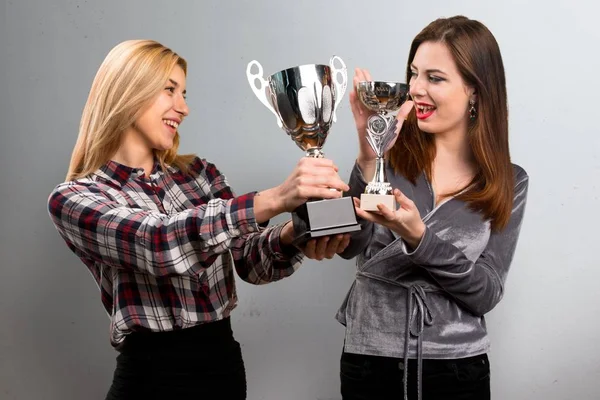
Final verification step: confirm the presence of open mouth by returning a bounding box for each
[416,104,436,120]
[163,119,179,131]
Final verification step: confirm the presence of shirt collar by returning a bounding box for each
[96,159,163,187]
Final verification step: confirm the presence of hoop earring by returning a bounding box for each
[469,99,477,120]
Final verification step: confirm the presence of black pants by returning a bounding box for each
[106,318,246,400]
[340,351,490,400]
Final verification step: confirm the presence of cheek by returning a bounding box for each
[134,115,151,135]
[156,95,174,112]
[438,94,467,117]
[448,102,466,118]
[135,115,164,144]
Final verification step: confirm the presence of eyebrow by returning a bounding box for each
[168,78,187,94]
[410,64,447,75]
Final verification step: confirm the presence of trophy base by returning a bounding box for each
[360,193,396,212]
[291,196,361,247]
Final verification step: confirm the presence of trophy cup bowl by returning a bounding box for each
[356,81,410,211]
[247,56,361,245]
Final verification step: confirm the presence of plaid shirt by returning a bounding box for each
[48,157,302,346]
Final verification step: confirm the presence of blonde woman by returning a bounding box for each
[47,40,350,399]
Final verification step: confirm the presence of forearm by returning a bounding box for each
[401,227,503,315]
[232,223,303,284]
[252,186,284,224]
[48,183,261,277]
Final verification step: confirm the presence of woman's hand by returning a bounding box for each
[254,157,349,223]
[275,157,349,213]
[349,68,377,164]
[301,234,351,260]
[353,189,425,249]
[280,221,351,260]
[350,67,414,179]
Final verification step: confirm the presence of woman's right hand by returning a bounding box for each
[349,68,377,164]
[350,67,414,180]
[275,157,349,213]
[254,157,349,224]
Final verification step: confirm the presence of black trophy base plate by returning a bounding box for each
[291,196,361,247]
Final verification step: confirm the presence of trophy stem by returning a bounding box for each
[364,157,392,196]
[372,157,387,185]
[305,147,324,158]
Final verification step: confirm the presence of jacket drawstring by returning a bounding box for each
[403,285,433,400]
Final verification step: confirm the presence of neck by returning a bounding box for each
[112,128,155,175]
[433,127,476,172]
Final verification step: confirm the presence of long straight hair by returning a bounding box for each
[66,39,195,181]
[389,16,513,231]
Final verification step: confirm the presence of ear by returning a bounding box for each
[467,87,477,103]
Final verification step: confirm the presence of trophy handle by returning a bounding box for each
[246,60,283,128]
[329,55,347,123]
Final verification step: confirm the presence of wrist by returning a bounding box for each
[279,220,296,246]
[357,154,376,164]
[254,187,284,223]
[405,222,426,249]
[356,156,376,170]
[356,157,377,182]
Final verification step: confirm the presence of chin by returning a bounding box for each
[417,120,433,132]
[157,139,175,151]
[417,121,444,135]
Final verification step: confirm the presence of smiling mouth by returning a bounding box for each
[163,119,179,129]
[416,104,436,119]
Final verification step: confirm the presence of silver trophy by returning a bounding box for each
[247,56,360,245]
[356,81,410,211]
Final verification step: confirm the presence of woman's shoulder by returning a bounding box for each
[169,156,225,182]
[511,163,529,186]
[49,175,99,196]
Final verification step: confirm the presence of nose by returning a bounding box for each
[409,76,426,99]
[175,94,189,117]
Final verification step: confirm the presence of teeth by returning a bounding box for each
[418,105,434,113]
[163,119,179,129]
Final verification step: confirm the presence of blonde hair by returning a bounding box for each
[66,39,195,181]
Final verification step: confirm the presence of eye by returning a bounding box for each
[428,75,444,83]
[165,86,176,94]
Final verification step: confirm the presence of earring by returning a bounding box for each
[469,99,477,120]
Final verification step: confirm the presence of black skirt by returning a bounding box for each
[105,317,246,400]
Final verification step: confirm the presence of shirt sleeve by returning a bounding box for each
[199,159,304,284]
[230,222,304,285]
[47,178,261,278]
[401,169,530,316]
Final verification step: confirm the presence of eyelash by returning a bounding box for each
[165,86,187,99]
[410,71,444,83]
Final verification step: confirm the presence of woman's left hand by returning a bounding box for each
[353,189,426,249]
[280,220,351,260]
[301,234,351,260]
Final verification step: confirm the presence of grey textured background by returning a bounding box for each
[1,0,599,399]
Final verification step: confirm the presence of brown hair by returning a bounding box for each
[66,40,195,181]
[389,16,513,230]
